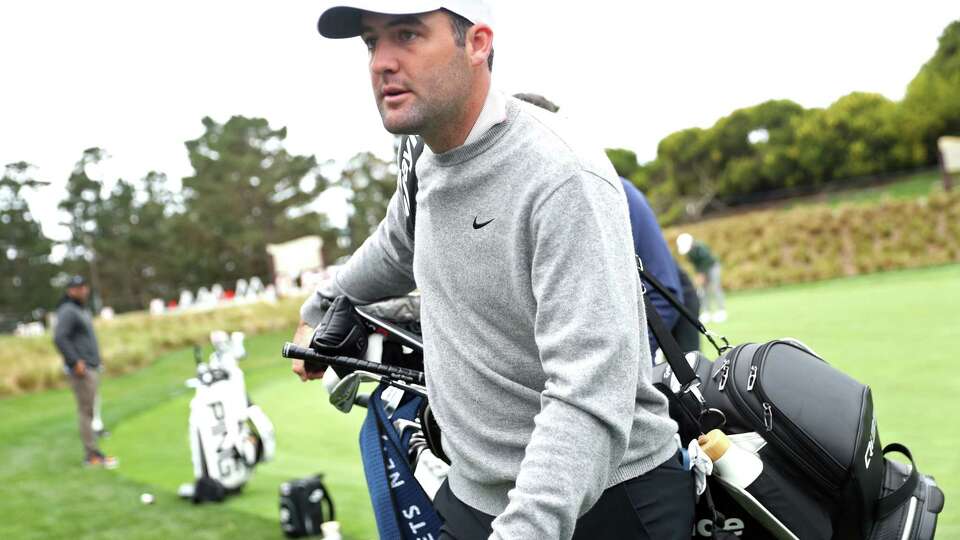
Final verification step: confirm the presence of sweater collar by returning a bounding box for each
[430,97,520,167]
[463,89,508,147]
[423,89,508,158]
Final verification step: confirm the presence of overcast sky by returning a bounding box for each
[2,1,957,240]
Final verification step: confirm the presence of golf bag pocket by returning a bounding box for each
[723,455,833,539]
[654,339,892,538]
[705,431,834,540]
[279,475,335,538]
[868,445,944,540]
[705,340,888,537]
[709,341,880,492]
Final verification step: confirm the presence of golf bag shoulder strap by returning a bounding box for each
[643,293,697,389]
[639,264,705,335]
[638,263,729,355]
[359,385,442,540]
[397,135,425,239]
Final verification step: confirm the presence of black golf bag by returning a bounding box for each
[641,267,945,539]
[279,474,336,538]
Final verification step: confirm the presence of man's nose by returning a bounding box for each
[370,42,399,75]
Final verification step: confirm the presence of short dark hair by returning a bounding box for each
[445,10,493,71]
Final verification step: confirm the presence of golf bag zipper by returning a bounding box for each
[762,402,774,431]
[751,342,846,491]
[724,343,839,492]
[712,344,750,389]
[712,357,731,391]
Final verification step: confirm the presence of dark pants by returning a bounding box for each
[435,451,696,539]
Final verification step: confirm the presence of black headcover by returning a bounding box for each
[310,296,369,375]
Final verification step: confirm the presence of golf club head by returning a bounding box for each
[330,372,361,413]
[329,371,379,413]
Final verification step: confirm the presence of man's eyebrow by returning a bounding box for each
[360,14,426,34]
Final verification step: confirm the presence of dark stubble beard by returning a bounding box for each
[379,48,473,137]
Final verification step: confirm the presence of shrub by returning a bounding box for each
[665,192,960,290]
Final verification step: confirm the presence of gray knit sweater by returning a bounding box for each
[301,97,678,539]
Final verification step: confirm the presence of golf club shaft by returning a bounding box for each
[282,343,426,385]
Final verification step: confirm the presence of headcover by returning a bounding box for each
[310,296,369,375]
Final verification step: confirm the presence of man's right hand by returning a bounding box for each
[290,321,325,382]
[73,360,87,377]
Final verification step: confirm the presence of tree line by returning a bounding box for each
[1,117,397,331]
[2,20,958,331]
[609,20,960,223]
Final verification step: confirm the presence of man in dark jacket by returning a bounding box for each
[53,276,117,468]
[677,233,726,323]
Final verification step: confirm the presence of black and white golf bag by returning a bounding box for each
[640,267,945,539]
[181,331,276,503]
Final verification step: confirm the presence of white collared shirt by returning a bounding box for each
[423,88,507,156]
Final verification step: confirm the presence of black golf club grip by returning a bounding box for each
[282,343,425,385]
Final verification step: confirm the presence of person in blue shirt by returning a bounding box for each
[512,92,698,356]
[619,180,687,353]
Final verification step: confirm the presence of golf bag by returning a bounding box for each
[279,474,336,538]
[182,331,276,503]
[641,267,944,539]
[291,295,448,539]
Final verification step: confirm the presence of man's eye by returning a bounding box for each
[398,30,417,42]
[363,37,377,52]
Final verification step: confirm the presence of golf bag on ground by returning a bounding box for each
[181,331,276,503]
[279,474,336,538]
[641,267,944,539]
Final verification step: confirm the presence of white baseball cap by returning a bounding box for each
[676,233,694,255]
[317,0,494,39]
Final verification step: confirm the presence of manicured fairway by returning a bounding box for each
[1,264,956,538]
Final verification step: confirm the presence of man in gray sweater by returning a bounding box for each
[53,276,117,468]
[294,2,693,537]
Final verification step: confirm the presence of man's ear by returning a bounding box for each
[465,24,493,69]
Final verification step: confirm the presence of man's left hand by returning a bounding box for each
[291,321,325,382]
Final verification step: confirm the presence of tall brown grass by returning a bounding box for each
[0,296,304,397]
[665,191,960,290]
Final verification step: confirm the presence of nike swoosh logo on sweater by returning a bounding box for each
[473,217,494,229]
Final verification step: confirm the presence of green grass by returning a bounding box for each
[0,329,378,540]
[785,169,946,209]
[709,263,959,536]
[2,265,957,538]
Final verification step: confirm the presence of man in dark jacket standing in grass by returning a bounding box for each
[53,275,117,468]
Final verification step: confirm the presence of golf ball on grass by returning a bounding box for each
[140,493,155,505]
